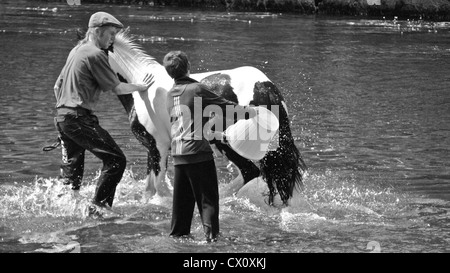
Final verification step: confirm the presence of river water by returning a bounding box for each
[0,0,449,254]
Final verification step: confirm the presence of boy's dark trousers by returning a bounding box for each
[170,159,220,237]
[55,108,126,207]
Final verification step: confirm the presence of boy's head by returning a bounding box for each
[163,51,190,80]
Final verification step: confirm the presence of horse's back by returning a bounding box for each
[191,66,271,106]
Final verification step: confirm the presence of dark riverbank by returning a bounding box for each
[57,0,450,21]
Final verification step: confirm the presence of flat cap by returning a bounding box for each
[88,12,123,28]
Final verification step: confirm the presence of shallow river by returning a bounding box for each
[0,0,449,253]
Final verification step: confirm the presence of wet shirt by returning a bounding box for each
[54,42,120,111]
[167,77,239,165]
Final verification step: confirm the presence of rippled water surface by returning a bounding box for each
[0,0,449,253]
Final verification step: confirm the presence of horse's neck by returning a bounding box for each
[117,94,134,116]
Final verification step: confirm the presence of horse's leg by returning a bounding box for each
[136,86,172,198]
[153,142,171,196]
[129,119,171,198]
[112,66,173,199]
[219,165,245,197]
[214,141,260,183]
[212,140,260,196]
[116,78,165,197]
[127,107,160,195]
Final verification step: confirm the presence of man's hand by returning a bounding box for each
[140,73,155,91]
[133,74,155,92]
[113,74,156,95]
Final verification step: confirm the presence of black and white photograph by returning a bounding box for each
[0,0,449,260]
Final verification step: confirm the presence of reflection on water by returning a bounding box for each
[0,1,450,253]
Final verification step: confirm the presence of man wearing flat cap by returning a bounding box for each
[88,11,124,28]
[53,12,153,217]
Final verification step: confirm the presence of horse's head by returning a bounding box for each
[109,29,162,84]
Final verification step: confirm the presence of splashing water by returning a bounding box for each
[1,177,89,219]
[1,169,146,220]
[0,168,175,253]
[302,170,406,219]
[0,167,448,252]
[0,169,173,234]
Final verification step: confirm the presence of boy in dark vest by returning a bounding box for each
[163,51,257,241]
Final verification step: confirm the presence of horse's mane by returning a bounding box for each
[110,28,162,83]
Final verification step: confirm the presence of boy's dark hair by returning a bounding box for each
[163,51,190,80]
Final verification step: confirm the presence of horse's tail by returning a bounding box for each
[253,81,307,206]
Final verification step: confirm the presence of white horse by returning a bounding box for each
[108,30,307,206]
